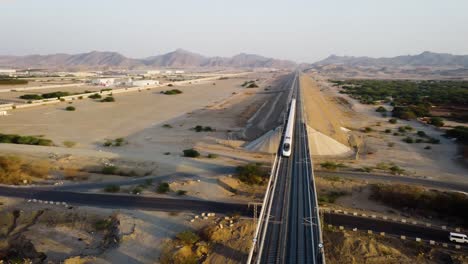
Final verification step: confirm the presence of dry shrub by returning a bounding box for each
[0,156,31,184]
[370,184,468,225]
[23,160,50,178]
[63,167,88,181]
[0,156,51,184]
[160,240,201,264]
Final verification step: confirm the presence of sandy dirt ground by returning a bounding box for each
[310,73,468,184]
[95,210,202,264]
[0,78,244,147]
[0,196,208,264]
[0,72,282,202]
[316,176,456,228]
[300,74,350,146]
[0,71,292,263]
[323,229,468,264]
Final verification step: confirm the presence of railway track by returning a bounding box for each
[254,72,324,264]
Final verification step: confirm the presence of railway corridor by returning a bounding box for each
[256,73,324,264]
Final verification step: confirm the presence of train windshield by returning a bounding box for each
[283,143,290,151]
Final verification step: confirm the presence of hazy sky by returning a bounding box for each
[1,0,468,62]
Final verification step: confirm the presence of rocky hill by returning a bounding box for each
[0,49,296,70]
[313,51,468,68]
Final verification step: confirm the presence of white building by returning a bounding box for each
[132,80,159,87]
[114,78,133,86]
[0,111,8,116]
[146,70,161,75]
[0,69,16,76]
[92,78,115,87]
[71,71,98,77]
[165,70,173,75]
[175,70,185,74]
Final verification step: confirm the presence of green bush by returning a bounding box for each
[95,219,113,230]
[320,161,346,170]
[102,166,118,175]
[21,92,71,100]
[389,118,398,124]
[241,80,256,87]
[176,190,187,195]
[183,149,200,158]
[363,127,373,133]
[103,138,126,147]
[162,124,172,128]
[402,137,414,143]
[193,125,214,132]
[43,91,70,98]
[176,231,200,245]
[445,126,468,144]
[63,141,76,148]
[358,166,374,173]
[246,82,259,88]
[20,94,42,100]
[100,96,115,102]
[207,153,218,159]
[89,93,102,99]
[389,165,405,175]
[0,78,28,85]
[65,106,75,111]
[163,89,182,95]
[132,186,143,194]
[428,117,444,127]
[0,133,53,146]
[115,138,125,146]
[104,184,120,193]
[417,131,427,137]
[157,182,170,193]
[375,106,387,112]
[237,163,268,185]
[384,129,391,133]
[318,191,348,204]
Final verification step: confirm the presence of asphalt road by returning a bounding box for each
[0,186,252,216]
[315,170,468,193]
[323,212,463,245]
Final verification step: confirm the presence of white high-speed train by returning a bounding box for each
[282,99,296,157]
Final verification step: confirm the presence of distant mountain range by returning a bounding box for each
[2,50,467,71]
[313,51,468,68]
[0,49,296,70]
